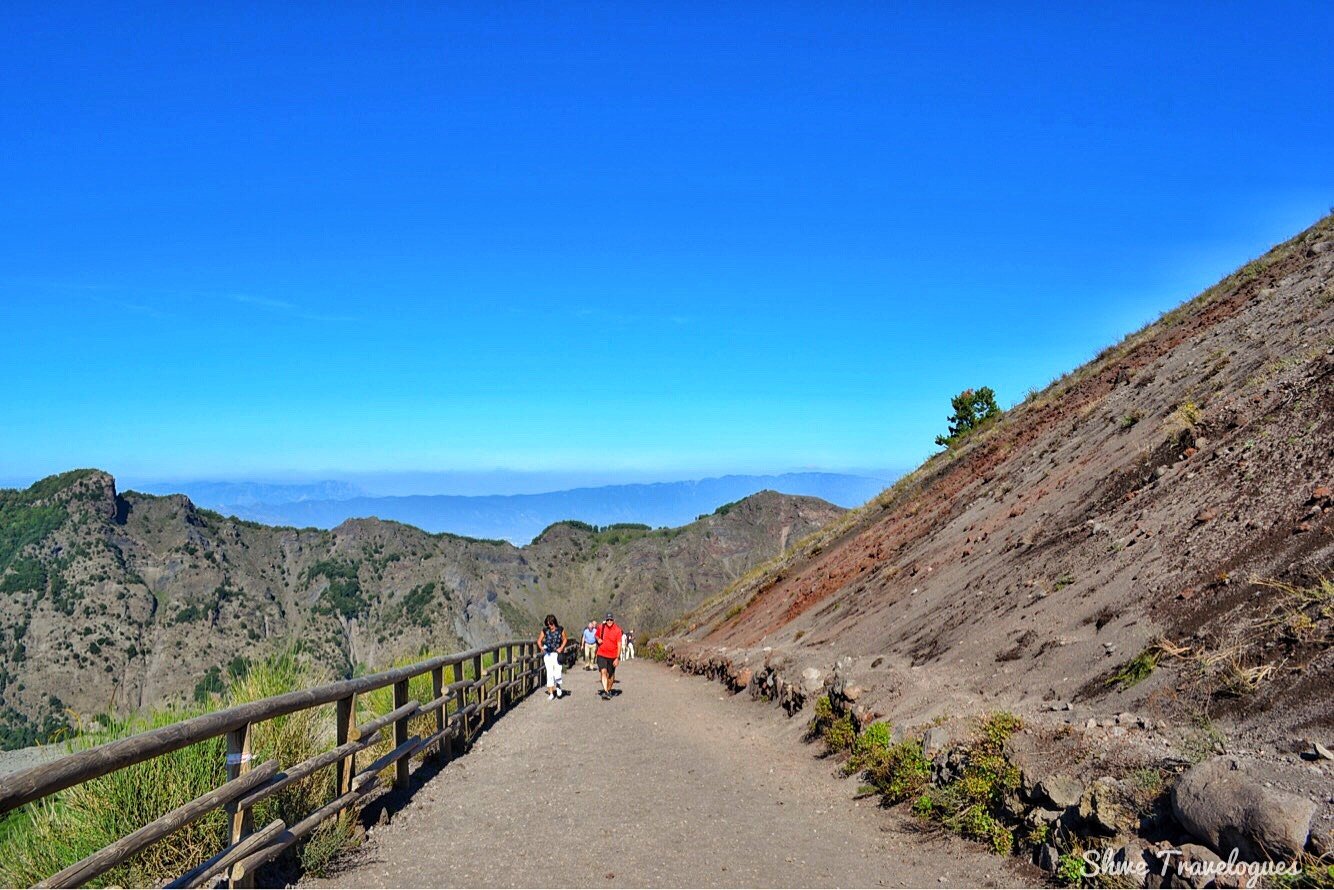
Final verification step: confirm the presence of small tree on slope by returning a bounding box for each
[935,387,1001,448]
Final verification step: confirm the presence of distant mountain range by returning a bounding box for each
[0,470,844,737]
[135,473,890,543]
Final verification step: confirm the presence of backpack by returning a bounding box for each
[557,642,578,668]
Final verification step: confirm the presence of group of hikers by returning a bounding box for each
[537,613,636,701]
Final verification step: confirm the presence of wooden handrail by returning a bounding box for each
[0,639,531,814]
[0,638,541,888]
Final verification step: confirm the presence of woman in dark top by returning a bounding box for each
[538,614,568,700]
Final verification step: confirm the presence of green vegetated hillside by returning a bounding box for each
[0,471,842,747]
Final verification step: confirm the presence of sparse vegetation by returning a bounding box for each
[847,713,1024,857]
[1108,649,1159,690]
[1170,400,1203,429]
[808,695,857,752]
[642,641,669,662]
[307,560,368,620]
[0,651,336,888]
[935,387,1002,449]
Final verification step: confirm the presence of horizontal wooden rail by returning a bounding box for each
[167,818,285,889]
[234,733,381,811]
[0,641,529,814]
[352,700,420,741]
[1,638,540,888]
[37,759,279,889]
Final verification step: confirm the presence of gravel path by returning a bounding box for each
[307,661,1033,888]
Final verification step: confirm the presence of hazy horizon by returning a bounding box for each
[0,465,905,499]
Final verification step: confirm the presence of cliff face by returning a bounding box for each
[0,471,841,741]
[670,214,1334,750]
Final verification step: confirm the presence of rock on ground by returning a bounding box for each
[1171,756,1316,861]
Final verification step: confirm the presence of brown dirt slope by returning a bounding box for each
[669,212,1334,750]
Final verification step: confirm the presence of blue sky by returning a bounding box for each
[2,2,1331,489]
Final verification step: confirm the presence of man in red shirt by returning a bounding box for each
[594,612,624,700]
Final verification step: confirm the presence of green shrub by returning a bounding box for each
[845,721,892,774]
[977,711,1022,752]
[822,715,856,752]
[807,695,856,753]
[897,713,1026,860]
[642,641,669,662]
[1056,851,1086,885]
[865,738,932,803]
[0,557,47,594]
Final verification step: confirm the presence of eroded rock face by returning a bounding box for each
[1171,757,1316,861]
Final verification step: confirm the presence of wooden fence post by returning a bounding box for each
[472,652,485,732]
[225,723,254,889]
[530,642,538,695]
[450,660,465,757]
[430,666,445,761]
[530,641,537,696]
[503,644,514,712]
[335,695,355,803]
[392,679,411,789]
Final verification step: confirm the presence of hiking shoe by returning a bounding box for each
[599,691,610,700]
[546,692,554,700]
[555,688,564,698]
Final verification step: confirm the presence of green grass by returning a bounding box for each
[0,651,335,888]
[1108,649,1158,690]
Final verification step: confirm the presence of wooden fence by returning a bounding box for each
[0,640,542,888]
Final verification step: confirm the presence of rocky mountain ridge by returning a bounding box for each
[0,470,841,746]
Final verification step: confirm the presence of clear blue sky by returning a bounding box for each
[2,2,1331,488]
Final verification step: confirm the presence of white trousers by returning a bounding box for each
[543,652,563,689]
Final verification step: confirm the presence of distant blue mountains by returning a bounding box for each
[136,473,892,543]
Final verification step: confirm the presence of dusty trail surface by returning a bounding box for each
[308,662,1032,888]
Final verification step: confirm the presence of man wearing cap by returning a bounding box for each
[594,612,624,700]
[581,621,598,670]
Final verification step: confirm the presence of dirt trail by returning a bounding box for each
[307,662,1032,889]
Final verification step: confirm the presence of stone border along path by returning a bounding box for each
[306,661,1035,889]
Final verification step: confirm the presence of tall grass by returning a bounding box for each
[0,651,331,888]
[355,648,497,776]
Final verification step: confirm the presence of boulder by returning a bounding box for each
[733,667,753,689]
[1035,774,1085,809]
[800,667,824,694]
[1162,843,1227,889]
[922,725,952,756]
[1079,778,1130,835]
[1171,757,1316,861]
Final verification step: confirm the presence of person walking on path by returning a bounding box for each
[595,612,624,700]
[539,614,568,700]
[624,630,636,660]
[581,621,598,670]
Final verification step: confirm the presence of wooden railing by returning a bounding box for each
[0,640,542,888]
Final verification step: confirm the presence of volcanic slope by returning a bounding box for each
[671,213,1334,754]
